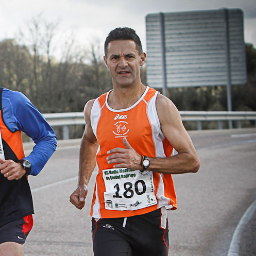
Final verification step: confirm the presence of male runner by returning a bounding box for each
[70,27,200,256]
[0,87,57,256]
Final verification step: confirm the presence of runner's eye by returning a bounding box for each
[111,55,120,60]
[125,55,134,59]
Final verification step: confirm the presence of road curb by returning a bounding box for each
[227,199,256,256]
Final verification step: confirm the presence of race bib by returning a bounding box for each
[102,168,157,211]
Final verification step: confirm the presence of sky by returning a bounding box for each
[0,0,255,55]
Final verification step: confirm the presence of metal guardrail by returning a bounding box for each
[43,111,256,140]
[180,111,256,130]
[43,112,85,126]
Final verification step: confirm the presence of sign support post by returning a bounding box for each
[224,9,233,129]
[160,12,167,96]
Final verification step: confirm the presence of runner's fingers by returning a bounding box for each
[107,147,126,154]
[107,157,123,164]
[107,152,123,160]
[70,193,79,204]
[5,171,14,179]
[70,193,81,206]
[5,168,26,180]
[1,160,15,174]
[123,137,132,149]
[70,194,85,209]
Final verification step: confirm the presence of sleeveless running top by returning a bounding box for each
[90,87,177,218]
[0,88,34,228]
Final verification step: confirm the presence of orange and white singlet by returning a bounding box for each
[90,87,177,218]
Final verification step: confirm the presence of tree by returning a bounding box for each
[78,41,112,105]
[232,43,256,111]
[0,39,32,92]
[15,14,86,112]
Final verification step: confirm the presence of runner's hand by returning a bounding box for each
[70,185,88,210]
[0,158,26,180]
[107,137,142,170]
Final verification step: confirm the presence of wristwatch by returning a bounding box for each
[19,159,32,175]
[141,156,150,171]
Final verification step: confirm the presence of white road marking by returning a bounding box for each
[31,176,78,193]
[227,199,256,256]
[231,133,256,138]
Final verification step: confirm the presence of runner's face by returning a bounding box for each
[104,40,146,87]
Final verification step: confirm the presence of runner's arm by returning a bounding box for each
[1,89,56,179]
[70,100,99,209]
[147,93,200,174]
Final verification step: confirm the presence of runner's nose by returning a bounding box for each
[118,57,128,68]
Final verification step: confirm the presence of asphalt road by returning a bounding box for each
[24,128,256,256]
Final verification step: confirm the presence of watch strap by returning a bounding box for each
[140,155,144,168]
[18,159,31,175]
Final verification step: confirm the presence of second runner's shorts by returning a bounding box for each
[0,215,33,244]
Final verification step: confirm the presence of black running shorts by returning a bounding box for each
[0,215,33,244]
[92,208,169,256]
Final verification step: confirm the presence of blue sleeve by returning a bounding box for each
[2,90,57,176]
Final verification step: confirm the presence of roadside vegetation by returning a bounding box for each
[1,15,255,137]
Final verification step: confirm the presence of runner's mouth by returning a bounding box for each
[118,71,131,75]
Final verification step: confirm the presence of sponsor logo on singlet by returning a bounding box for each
[113,121,129,137]
[114,114,127,120]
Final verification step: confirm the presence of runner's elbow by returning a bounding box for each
[190,157,200,173]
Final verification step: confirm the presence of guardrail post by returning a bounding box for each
[63,125,69,140]
[237,120,242,129]
[218,121,223,130]
[228,120,233,129]
[197,121,202,130]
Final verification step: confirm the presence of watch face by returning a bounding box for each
[23,160,31,168]
[143,159,150,168]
